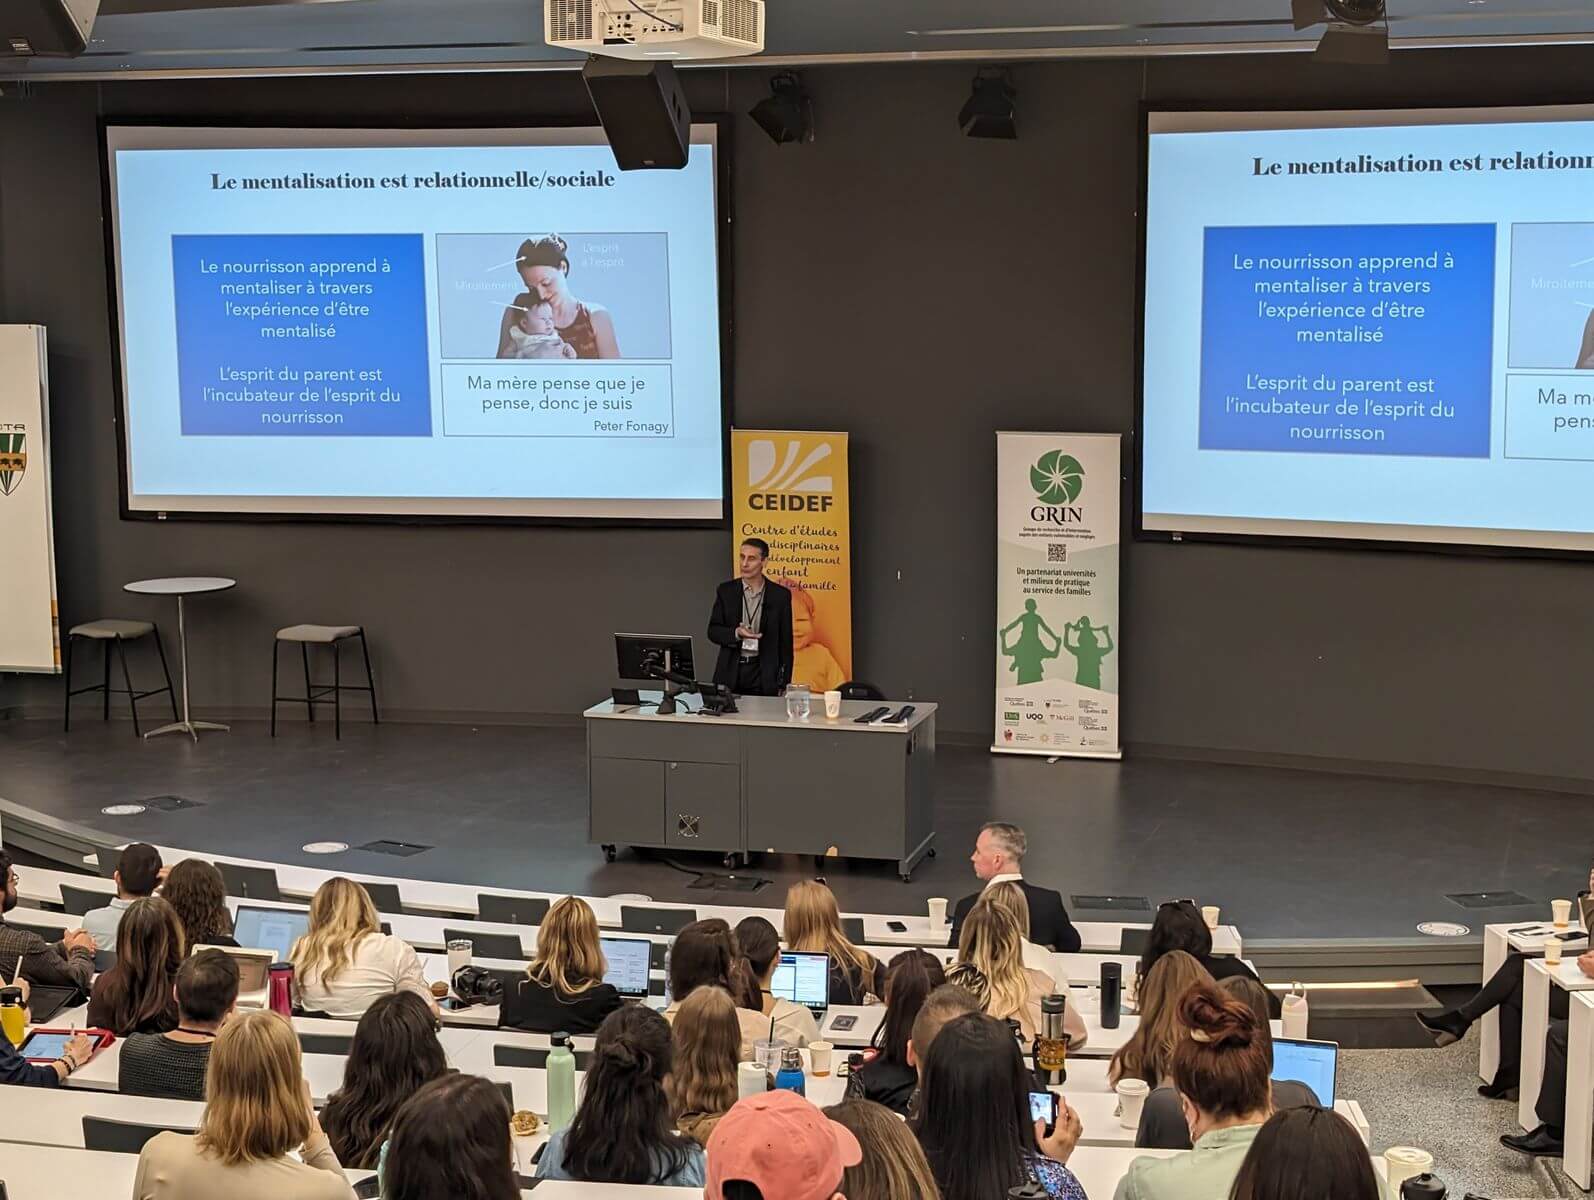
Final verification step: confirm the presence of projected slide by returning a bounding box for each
[105,126,725,521]
[1142,105,1594,552]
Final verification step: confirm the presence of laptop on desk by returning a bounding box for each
[600,936,654,1000]
[232,904,311,966]
[770,951,830,1018]
[1272,1036,1338,1107]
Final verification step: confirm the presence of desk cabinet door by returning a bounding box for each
[590,757,665,845]
[665,762,741,852]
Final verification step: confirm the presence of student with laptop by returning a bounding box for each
[0,849,97,992]
[785,881,885,1006]
[735,916,820,1047]
[160,859,239,948]
[289,878,435,1020]
[663,921,773,1059]
[120,948,241,1100]
[499,895,622,1034]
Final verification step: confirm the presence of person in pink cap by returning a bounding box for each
[705,1088,863,1200]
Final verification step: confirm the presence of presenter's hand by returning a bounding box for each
[736,625,761,641]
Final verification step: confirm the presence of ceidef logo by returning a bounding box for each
[746,438,834,512]
[1029,449,1083,524]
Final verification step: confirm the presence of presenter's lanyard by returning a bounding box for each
[742,588,764,635]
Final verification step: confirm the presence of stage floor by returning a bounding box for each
[0,717,1585,941]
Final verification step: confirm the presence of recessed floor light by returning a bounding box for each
[1417,921,1471,937]
[302,841,349,855]
[101,803,147,816]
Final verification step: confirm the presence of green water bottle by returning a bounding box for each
[547,1032,577,1132]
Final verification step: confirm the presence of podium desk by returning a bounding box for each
[585,694,936,879]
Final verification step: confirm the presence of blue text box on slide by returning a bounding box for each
[171,233,431,436]
[1199,223,1496,457]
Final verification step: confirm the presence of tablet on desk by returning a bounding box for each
[599,936,653,999]
[20,985,78,1024]
[770,951,830,1016]
[19,1027,114,1063]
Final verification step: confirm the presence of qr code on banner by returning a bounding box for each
[1048,544,1067,563]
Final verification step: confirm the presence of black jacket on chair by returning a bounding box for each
[708,578,793,695]
[949,879,1082,954]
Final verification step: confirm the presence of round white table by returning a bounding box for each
[123,576,236,740]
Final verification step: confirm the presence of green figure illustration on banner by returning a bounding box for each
[1064,618,1114,689]
[999,598,1061,684]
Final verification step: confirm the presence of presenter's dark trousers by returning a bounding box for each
[1537,1018,1570,1131]
[1460,952,1570,1085]
[735,656,770,696]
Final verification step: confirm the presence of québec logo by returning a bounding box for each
[1029,449,1083,524]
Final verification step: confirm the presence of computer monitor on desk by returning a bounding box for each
[615,633,697,715]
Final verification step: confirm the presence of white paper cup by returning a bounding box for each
[446,939,472,977]
[928,897,948,927]
[824,690,842,719]
[1383,1147,1433,1194]
[1546,936,1563,965]
[1552,898,1573,929]
[1115,1078,1150,1129]
[809,1041,833,1076]
[1201,905,1221,929]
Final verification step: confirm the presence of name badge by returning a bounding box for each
[742,637,760,654]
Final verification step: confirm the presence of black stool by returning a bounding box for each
[271,624,378,739]
[63,619,177,738]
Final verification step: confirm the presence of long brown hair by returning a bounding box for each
[878,950,945,1068]
[1171,980,1273,1122]
[825,1099,943,1200]
[1109,949,1212,1086]
[784,880,876,981]
[100,896,185,1034]
[291,877,380,987]
[196,1010,310,1165]
[666,985,740,1127]
[382,1073,519,1200]
[160,859,234,945]
[527,896,606,995]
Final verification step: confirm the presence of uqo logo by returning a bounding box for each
[746,438,835,512]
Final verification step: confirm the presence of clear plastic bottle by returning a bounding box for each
[546,1031,577,1131]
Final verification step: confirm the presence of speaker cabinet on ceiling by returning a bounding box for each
[580,56,691,171]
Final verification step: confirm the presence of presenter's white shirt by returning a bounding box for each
[292,931,433,1019]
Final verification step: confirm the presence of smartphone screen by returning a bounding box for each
[1029,1090,1058,1135]
[887,921,908,933]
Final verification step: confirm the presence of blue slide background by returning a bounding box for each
[172,233,432,437]
[1199,223,1496,458]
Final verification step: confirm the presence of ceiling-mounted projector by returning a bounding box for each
[546,0,763,61]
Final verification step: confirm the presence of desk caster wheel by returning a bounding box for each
[723,852,742,869]
[601,844,617,863]
[899,872,913,883]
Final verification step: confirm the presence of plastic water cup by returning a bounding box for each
[447,939,472,977]
[786,684,811,720]
[1552,898,1573,929]
[809,1041,833,1076]
[1201,905,1221,929]
[928,897,948,927]
[754,1039,782,1068]
[1116,1078,1149,1129]
[824,690,842,719]
[1383,1147,1433,1194]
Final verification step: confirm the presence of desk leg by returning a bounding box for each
[144,594,229,740]
[1481,928,1505,1085]
[1567,1001,1594,1191]
[1519,965,1551,1133]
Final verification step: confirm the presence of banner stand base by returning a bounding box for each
[990,745,1123,761]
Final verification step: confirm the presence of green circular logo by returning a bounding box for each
[1030,451,1084,504]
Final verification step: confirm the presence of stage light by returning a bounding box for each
[1292,0,1389,64]
[959,68,1017,140]
[749,72,812,145]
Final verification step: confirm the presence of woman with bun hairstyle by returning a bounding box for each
[1113,980,1274,1200]
[496,234,620,359]
[537,1004,705,1186]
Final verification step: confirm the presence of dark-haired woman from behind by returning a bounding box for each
[320,991,449,1169]
[159,859,238,947]
[88,896,185,1035]
[1113,981,1274,1200]
[380,1073,518,1200]
[734,915,819,1048]
[1230,1106,1382,1200]
[1139,899,1277,1017]
[537,1004,706,1186]
[846,950,944,1115]
[662,919,769,1059]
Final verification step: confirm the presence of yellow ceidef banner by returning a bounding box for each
[731,429,853,692]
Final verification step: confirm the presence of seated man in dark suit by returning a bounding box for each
[948,821,1081,953]
[1501,949,1594,1160]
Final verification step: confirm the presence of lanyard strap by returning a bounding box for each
[742,588,764,629]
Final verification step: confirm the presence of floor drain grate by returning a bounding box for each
[1071,895,1151,912]
[1446,891,1533,910]
[357,839,432,857]
[143,795,204,812]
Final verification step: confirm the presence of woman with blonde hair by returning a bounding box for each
[1109,949,1213,1087]
[667,984,741,1146]
[501,895,621,1034]
[983,880,1058,975]
[825,1098,943,1200]
[290,878,435,1020]
[784,880,884,1005]
[957,901,1084,1047]
[131,1009,355,1199]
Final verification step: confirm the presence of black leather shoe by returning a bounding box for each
[1415,1010,1469,1047]
[1501,1125,1564,1157]
[1478,1078,1519,1100]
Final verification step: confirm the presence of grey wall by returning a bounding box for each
[5,49,1594,780]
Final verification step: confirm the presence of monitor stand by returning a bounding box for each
[655,649,684,715]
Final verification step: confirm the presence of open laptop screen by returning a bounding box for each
[1272,1037,1337,1106]
[599,936,653,998]
[770,952,830,1011]
[232,905,310,965]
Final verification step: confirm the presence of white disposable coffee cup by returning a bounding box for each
[1115,1078,1150,1129]
[1383,1147,1433,1194]
[738,1062,767,1098]
[824,690,842,719]
[809,1041,834,1076]
[1552,898,1573,929]
[928,897,948,926]
[446,939,472,977]
[1546,936,1564,966]
[1201,905,1221,929]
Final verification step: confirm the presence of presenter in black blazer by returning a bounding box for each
[948,821,1082,953]
[708,537,793,697]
